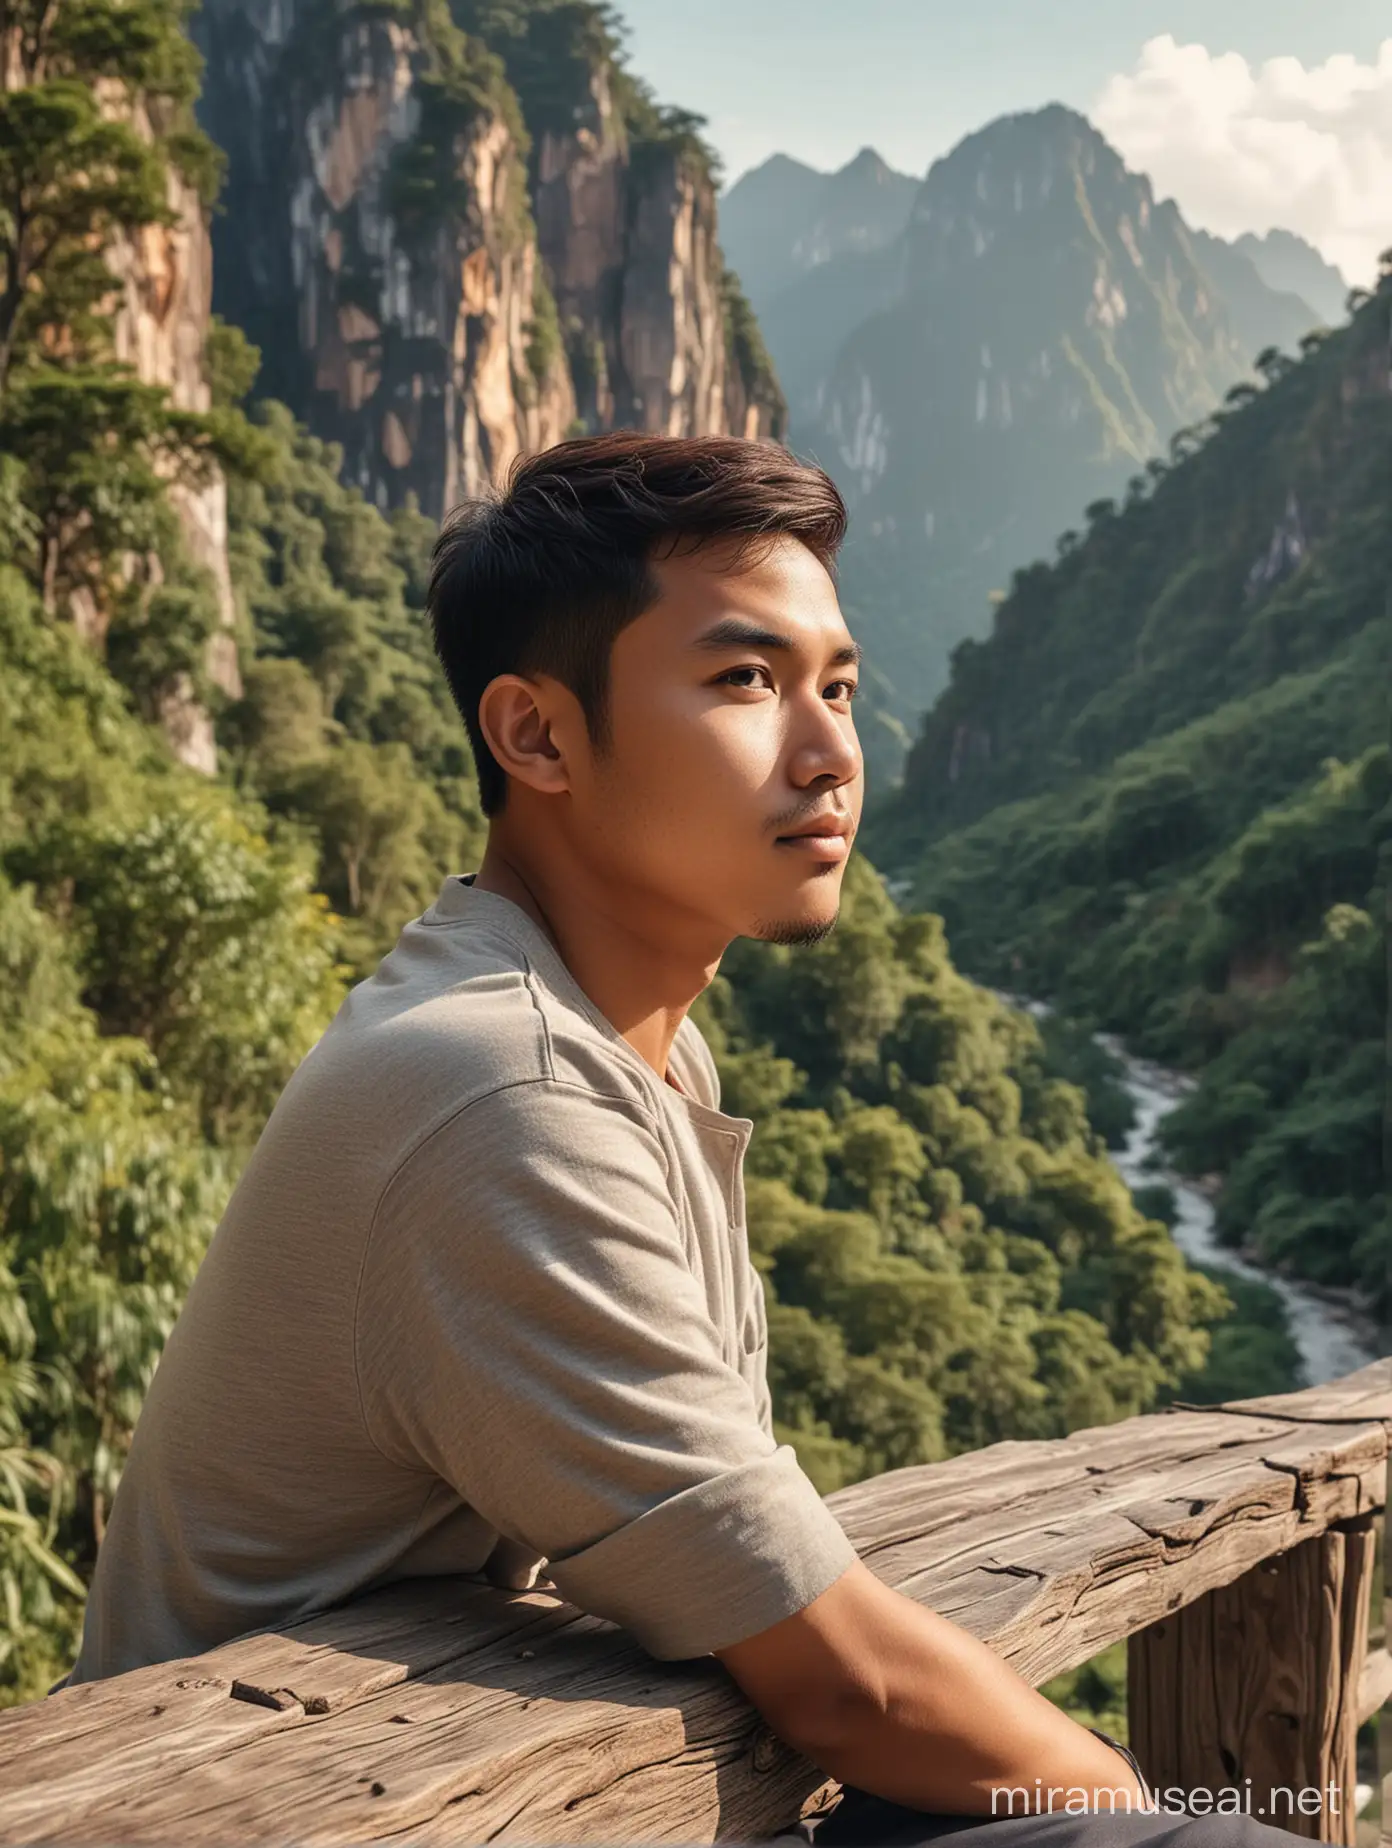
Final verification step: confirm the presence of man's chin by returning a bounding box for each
[744,902,842,949]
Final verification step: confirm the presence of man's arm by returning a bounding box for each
[356,1079,858,1659]
[716,1559,1148,1815]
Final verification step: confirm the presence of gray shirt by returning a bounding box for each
[65,873,856,1683]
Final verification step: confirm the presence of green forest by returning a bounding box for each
[864,286,1392,1312]
[0,0,1367,1735]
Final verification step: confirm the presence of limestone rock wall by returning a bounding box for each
[287,15,574,513]
[531,67,784,445]
[199,1,573,519]
[529,64,627,431]
[196,0,784,521]
[107,100,241,775]
[615,150,727,435]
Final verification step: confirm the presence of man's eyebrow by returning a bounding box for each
[691,617,863,668]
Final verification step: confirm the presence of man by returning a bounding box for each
[61,435,1292,1846]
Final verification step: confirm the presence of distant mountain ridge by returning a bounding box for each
[1230,230,1349,327]
[721,112,1346,787]
[719,147,918,305]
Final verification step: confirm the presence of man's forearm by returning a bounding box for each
[773,1586,1149,1816]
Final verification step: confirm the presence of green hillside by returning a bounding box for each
[864,277,1392,1310]
[0,0,1262,1706]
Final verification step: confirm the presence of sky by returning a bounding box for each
[613,0,1391,284]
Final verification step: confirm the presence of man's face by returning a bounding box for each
[567,535,864,949]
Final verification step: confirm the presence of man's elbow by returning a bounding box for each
[714,1589,892,1764]
[766,1673,888,1765]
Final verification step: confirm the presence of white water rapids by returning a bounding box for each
[1097,1033,1380,1386]
[878,877,1381,1385]
[1006,993,1380,1386]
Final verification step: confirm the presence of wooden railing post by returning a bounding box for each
[1129,1514,1376,1845]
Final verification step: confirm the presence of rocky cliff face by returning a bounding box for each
[197,1,572,516]
[533,74,725,437]
[196,0,781,520]
[107,99,241,775]
[533,69,780,442]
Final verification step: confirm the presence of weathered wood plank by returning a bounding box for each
[842,1413,1384,1686]
[1,1398,1387,1844]
[1176,1358,1392,1428]
[0,1585,594,1802]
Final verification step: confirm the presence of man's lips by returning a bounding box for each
[774,831,851,858]
[775,815,853,842]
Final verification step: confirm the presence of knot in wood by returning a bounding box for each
[752,1726,783,1773]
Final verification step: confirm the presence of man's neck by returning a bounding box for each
[469,845,721,1086]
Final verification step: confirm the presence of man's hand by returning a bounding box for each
[715,1559,1149,1817]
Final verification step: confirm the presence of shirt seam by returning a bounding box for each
[416,893,678,1123]
[349,1075,676,1476]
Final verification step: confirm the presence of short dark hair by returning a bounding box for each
[427,431,848,818]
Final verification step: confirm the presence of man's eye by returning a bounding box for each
[717,669,860,700]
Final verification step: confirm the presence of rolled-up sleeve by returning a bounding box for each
[354,1078,857,1659]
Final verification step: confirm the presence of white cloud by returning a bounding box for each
[1093,35,1392,287]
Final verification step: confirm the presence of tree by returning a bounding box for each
[1253,345,1293,385]
[0,0,217,389]
[694,857,1236,1485]
[0,548,348,1702]
[0,369,223,613]
[279,739,464,964]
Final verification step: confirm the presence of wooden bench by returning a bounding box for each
[3,1361,1391,1845]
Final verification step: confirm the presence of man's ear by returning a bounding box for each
[476,674,575,797]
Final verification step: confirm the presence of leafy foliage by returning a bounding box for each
[866,282,1392,1309]
[688,859,1231,1492]
[383,0,529,244]
[0,0,219,386]
[877,289,1392,850]
[448,0,723,183]
[0,565,345,1702]
[220,400,488,973]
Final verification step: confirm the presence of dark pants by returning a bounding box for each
[787,1735,1306,1848]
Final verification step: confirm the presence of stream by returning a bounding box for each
[1099,1034,1380,1386]
[877,877,1381,1386]
[1044,1021,1381,1820]
[1007,994,1380,1387]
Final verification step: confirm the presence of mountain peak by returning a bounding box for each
[1232,228,1349,325]
[742,151,823,185]
[721,145,917,311]
[839,145,897,179]
[927,102,1131,189]
[904,105,1159,291]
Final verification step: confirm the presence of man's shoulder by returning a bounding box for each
[296,904,664,1156]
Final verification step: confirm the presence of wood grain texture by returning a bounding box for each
[1129,1516,1376,1845]
[3,1363,1391,1843]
